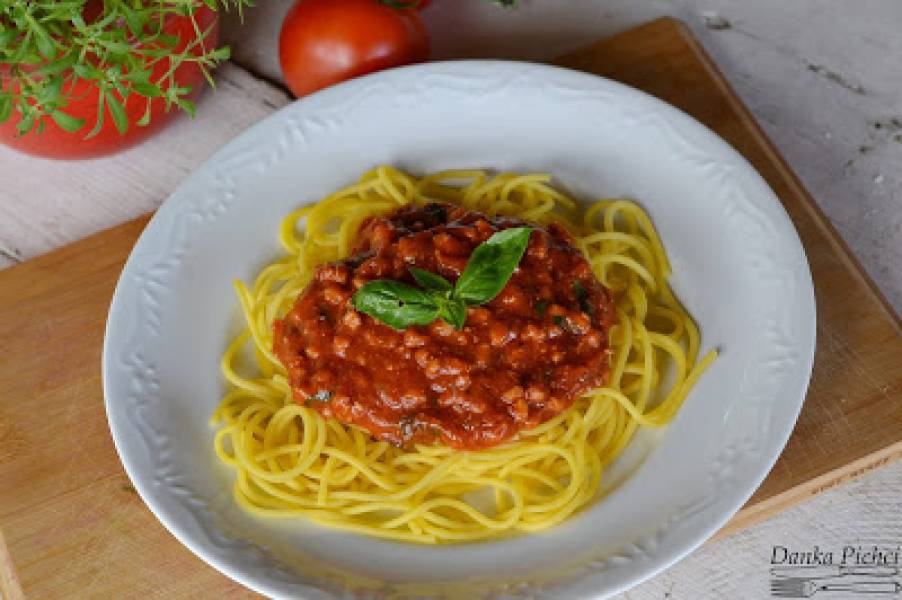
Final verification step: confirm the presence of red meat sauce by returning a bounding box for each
[273,203,615,450]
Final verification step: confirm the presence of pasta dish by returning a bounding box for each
[211,166,716,543]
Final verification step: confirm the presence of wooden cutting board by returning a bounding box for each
[2,17,901,599]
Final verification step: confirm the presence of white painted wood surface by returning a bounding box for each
[0,64,290,270]
[3,1,900,597]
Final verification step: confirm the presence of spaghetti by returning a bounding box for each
[211,166,717,543]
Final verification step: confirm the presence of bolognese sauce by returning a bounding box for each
[273,203,615,450]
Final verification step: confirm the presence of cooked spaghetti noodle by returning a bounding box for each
[211,166,717,543]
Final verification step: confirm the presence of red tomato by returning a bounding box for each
[0,6,218,160]
[279,0,429,98]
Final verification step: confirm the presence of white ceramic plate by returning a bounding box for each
[103,61,815,599]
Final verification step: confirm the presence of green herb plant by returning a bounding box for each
[0,0,250,136]
[352,226,532,331]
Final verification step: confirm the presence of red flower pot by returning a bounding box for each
[0,5,219,159]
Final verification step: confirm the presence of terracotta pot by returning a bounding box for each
[0,5,219,159]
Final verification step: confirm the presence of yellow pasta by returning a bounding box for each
[211,165,717,544]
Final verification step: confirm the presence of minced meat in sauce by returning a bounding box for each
[273,203,615,450]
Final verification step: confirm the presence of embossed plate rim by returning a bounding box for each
[103,60,815,599]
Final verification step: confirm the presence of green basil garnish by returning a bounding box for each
[437,298,467,330]
[410,267,453,293]
[351,227,533,331]
[351,280,440,330]
[453,227,532,306]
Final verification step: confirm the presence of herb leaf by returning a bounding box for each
[105,91,128,134]
[352,226,532,330]
[553,315,572,333]
[0,0,248,137]
[0,98,14,123]
[534,300,548,318]
[453,227,532,306]
[573,280,593,315]
[410,267,452,293]
[131,82,163,98]
[352,280,439,330]
[50,110,85,133]
[438,300,467,330]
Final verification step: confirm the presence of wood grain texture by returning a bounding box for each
[0,528,25,600]
[0,218,256,599]
[1,17,900,598]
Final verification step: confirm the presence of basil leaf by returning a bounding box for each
[453,227,532,306]
[410,267,452,293]
[438,300,467,331]
[352,280,439,330]
[352,226,533,330]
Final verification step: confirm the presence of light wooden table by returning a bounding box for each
[2,1,900,597]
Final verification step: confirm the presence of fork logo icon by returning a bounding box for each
[769,565,901,597]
